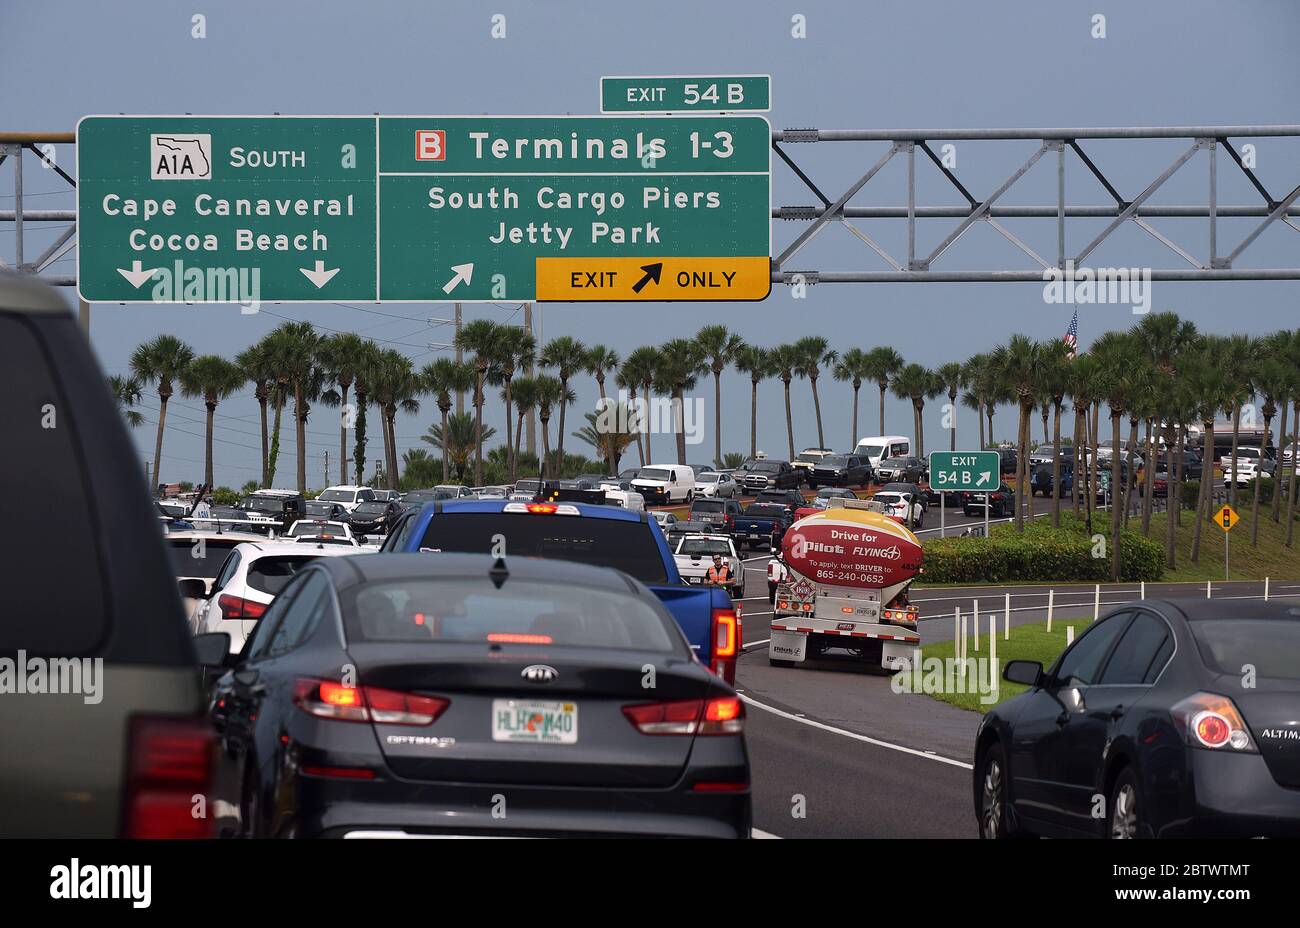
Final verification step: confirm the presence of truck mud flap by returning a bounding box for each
[768,629,807,662]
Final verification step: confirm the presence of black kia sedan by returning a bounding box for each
[201,553,750,838]
[974,599,1300,838]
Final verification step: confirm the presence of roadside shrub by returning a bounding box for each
[211,486,240,506]
[1181,480,1200,511]
[922,513,1163,583]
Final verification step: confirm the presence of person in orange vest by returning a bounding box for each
[767,554,789,604]
[706,555,733,589]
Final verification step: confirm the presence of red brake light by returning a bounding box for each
[1172,692,1257,752]
[218,594,267,621]
[294,679,448,726]
[622,696,745,735]
[124,716,216,839]
[1195,714,1231,747]
[486,632,553,645]
[526,503,558,514]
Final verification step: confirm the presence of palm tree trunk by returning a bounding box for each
[1122,417,1139,529]
[474,370,485,487]
[811,377,825,448]
[504,380,515,480]
[750,380,758,459]
[556,377,570,462]
[878,382,887,434]
[1051,402,1062,528]
[1272,397,1288,522]
[1166,426,1180,570]
[203,401,216,488]
[386,409,399,490]
[337,383,350,485]
[851,383,861,450]
[597,376,613,475]
[267,390,284,487]
[1090,402,1101,533]
[914,401,925,458]
[293,384,306,494]
[1109,414,1123,580]
[441,407,451,483]
[674,389,687,465]
[977,400,986,451]
[986,403,994,448]
[1252,411,1271,546]
[1191,422,1214,562]
[353,390,367,485]
[1071,409,1081,520]
[1014,399,1029,532]
[257,393,269,487]
[1287,404,1299,547]
[152,390,169,489]
[642,384,653,464]
[713,371,723,469]
[540,412,552,472]
[1024,406,1035,523]
[1229,405,1242,508]
[783,381,795,460]
[1041,405,1049,445]
[513,409,525,477]
[1141,419,1154,535]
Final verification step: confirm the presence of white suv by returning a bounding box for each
[192,541,371,650]
[316,485,377,513]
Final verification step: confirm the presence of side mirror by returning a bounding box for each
[1003,659,1043,687]
[178,578,209,601]
[193,632,230,668]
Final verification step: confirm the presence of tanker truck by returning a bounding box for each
[768,497,923,671]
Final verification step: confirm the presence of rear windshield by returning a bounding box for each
[697,473,720,482]
[291,522,344,537]
[240,496,283,514]
[168,538,243,579]
[318,490,355,502]
[342,578,679,652]
[678,538,732,556]
[304,501,336,516]
[858,442,886,458]
[415,512,668,584]
[247,555,318,595]
[1191,618,1300,678]
[691,500,724,512]
[751,462,781,473]
[743,504,786,517]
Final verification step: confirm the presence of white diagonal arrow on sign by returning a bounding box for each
[300,260,341,289]
[117,260,159,289]
[442,263,474,294]
[976,471,992,486]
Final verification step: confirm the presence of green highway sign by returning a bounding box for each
[927,451,1001,492]
[600,75,771,113]
[76,115,772,304]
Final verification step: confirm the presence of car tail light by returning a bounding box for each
[218,593,267,621]
[486,632,553,645]
[294,679,449,726]
[622,696,745,735]
[1171,692,1257,752]
[123,716,216,839]
[711,607,740,683]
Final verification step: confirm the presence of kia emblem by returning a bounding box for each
[521,664,558,683]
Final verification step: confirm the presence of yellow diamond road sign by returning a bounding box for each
[1214,504,1239,532]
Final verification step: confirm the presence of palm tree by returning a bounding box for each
[573,406,635,473]
[421,358,476,483]
[371,350,421,490]
[734,344,771,458]
[265,321,325,494]
[990,335,1049,532]
[654,339,705,464]
[1092,331,1141,579]
[317,332,368,485]
[1217,334,1257,508]
[1264,329,1295,524]
[697,326,745,468]
[235,341,275,486]
[768,344,801,460]
[539,335,588,463]
[963,353,995,448]
[863,346,904,435]
[1186,346,1231,563]
[833,348,870,449]
[1251,356,1290,546]
[621,347,660,464]
[130,334,195,488]
[456,319,507,487]
[1067,352,1102,530]
[108,374,145,428]
[422,412,494,483]
[510,376,541,473]
[794,335,837,450]
[1034,341,1072,527]
[533,374,569,475]
[180,355,246,488]
[936,361,966,452]
[585,343,621,474]
[495,326,537,479]
[890,363,941,459]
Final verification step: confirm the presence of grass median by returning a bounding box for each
[903,617,1088,712]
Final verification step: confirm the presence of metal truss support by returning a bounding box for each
[771,125,1300,284]
[0,132,77,287]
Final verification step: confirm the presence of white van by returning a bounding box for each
[631,464,696,505]
[603,489,646,511]
[853,435,911,469]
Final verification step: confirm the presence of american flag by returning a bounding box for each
[1063,309,1079,359]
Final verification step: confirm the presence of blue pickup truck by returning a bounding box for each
[733,503,794,551]
[379,499,741,683]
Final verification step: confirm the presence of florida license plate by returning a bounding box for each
[491,699,578,744]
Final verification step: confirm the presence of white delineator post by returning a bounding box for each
[973,601,980,652]
[1207,580,1212,599]
[1004,592,1010,640]
[1066,625,1075,646]
[1093,584,1100,622]
[989,611,998,700]
[1265,577,1270,601]
[1047,588,1055,633]
[1140,580,1145,600]
[953,607,960,660]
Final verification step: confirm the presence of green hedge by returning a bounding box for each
[922,514,1164,583]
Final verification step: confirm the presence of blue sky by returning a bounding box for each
[3,0,1298,486]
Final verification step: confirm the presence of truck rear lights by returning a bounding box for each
[123,716,216,839]
[710,608,740,683]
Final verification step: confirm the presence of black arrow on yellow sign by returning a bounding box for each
[631,262,663,294]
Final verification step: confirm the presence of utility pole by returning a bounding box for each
[323,450,329,489]
[454,302,464,416]
[524,301,536,455]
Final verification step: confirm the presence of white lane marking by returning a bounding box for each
[744,638,770,650]
[740,694,973,770]
[751,827,782,839]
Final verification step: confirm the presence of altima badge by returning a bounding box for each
[521,664,558,683]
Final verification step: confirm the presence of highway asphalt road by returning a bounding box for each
[732,553,1297,838]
